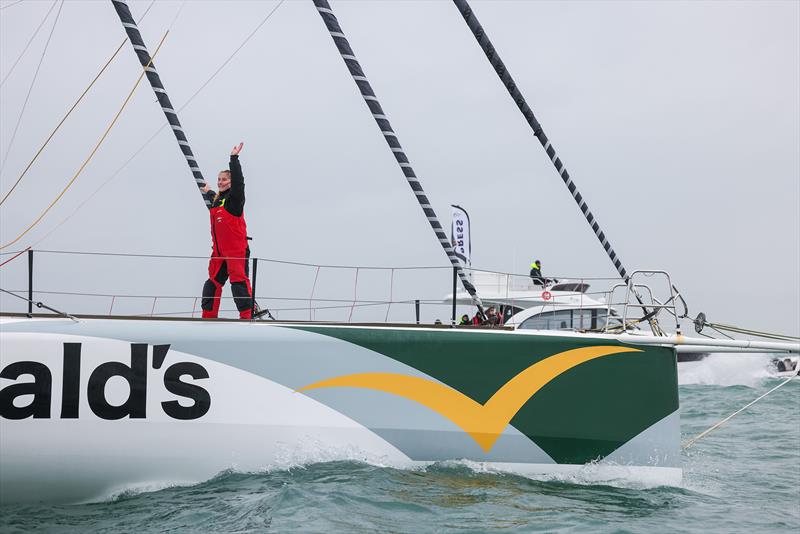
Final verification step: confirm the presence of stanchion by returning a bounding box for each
[452,267,457,326]
[250,257,258,320]
[27,249,33,316]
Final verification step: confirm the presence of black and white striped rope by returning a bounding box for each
[313,0,484,313]
[453,0,627,281]
[111,0,210,208]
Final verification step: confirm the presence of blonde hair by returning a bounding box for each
[213,170,231,203]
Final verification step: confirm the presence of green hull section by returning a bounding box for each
[295,327,678,464]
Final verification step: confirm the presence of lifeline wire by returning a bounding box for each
[682,372,799,449]
[313,0,485,315]
[111,0,211,208]
[0,0,64,175]
[30,0,284,247]
[0,31,170,251]
[0,0,57,88]
[29,249,452,270]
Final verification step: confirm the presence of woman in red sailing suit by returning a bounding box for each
[200,142,253,319]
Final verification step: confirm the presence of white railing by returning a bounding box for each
[0,249,680,330]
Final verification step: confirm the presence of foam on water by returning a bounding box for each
[85,437,414,504]
[678,353,776,387]
[91,454,681,507]
[429,459,681,490]
[3,371,797,532]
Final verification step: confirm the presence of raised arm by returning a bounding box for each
[227,142,245,215]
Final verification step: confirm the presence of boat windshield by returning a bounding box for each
[518,309,611,331]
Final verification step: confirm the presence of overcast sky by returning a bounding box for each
[0,0,798,333]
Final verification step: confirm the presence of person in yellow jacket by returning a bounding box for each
[530,260,544,286]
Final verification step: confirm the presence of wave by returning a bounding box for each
[678,354,777,387]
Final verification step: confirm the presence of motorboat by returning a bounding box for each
[444,270,795,366]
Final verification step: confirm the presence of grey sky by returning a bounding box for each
[0,0,798,334]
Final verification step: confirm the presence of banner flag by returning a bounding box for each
[451,205,471,268]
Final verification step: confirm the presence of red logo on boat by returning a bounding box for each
[541,291,552,301]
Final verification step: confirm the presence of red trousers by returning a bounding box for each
[201,252,252,319]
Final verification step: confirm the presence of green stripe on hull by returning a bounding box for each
[292,327,678,464]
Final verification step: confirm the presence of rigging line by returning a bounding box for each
[711,326,791,342]
[0,0,156,207]
[112,0,284,210]
[682,371,798,450]
[0,0,24,10]
[0,31,170,251]
[0,0,57,88]
[166,0,188,30]
[452,0,663,335]
[313,0,485,317]
[30,0,284,246]
[0,41,127,207]
[707,324,734,340]
[706,322,800,342]
[452,0,630,281]
[0,0,63,175]
[0,287,76,320]
[137,0,157,21]
[0,246,29,268]
[175,0,285,114]
[112,0,210,208]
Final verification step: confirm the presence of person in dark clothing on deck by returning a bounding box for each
[199,142,253,319]
[530,260,544,286]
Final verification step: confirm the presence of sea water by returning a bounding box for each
[1,356,798,533]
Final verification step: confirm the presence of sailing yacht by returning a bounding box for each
[1,0,797,505]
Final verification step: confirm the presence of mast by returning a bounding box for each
[110,0,211,208]
[313,0,484,316]
[452,0,629,281]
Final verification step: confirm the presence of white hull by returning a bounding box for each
[1,316,682,503]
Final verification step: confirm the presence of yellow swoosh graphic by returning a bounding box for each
[299,345,641,452]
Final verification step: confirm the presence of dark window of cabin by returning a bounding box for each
[519,310,573,330]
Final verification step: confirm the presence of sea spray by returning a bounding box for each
[678,354,776,387]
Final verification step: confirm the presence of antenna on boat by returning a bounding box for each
[313,0,485,318]
[452,0,665,333]
[110,0,212,209]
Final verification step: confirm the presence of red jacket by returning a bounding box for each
[210,201,247,257]
[208,155,247,257]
